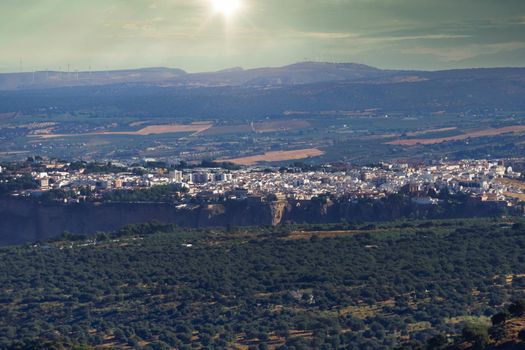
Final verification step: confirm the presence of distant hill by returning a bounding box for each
[0,62,524,117]
[3,61,525,92]
[0,62,402,91]
[176,62,392,87]
[0,67,187,91]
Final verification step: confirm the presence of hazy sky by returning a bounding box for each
[1,0,525,73]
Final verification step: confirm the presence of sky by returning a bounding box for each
[1,0,525,73]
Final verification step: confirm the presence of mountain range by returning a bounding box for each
[4,61,518,91]
[0,62,524,117]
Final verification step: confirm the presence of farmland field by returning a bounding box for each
[253,120,310,133]
[386,125,525,146]
[2,108,525,164]
[224,148,325,165]
[131,122,212,135]
[30,122,213,138]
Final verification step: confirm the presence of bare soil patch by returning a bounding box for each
[201,124,252,136]
[284,230,367,240]
[387,125,525,146]
[254,120,310,133]
[130,123,211,135]
[31,122,212,139]
[223,148,324,165]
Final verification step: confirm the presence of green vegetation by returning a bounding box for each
[0,175,37,196]
[461,319,490,349]
[69,162,128,174]
[198,160,241,171]
[103,184,186,202]
[0,219,525,349]
[435,300,525,349]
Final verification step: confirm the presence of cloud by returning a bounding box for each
[303,32,358,39]
[403,41,525,62]
[1,0,524,72]
[294,31,470,42]
[376,34,471,41]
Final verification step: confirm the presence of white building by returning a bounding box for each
[169,170,183,183]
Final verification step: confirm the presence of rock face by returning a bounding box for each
[0,198,292,246]
[0,196,513,246]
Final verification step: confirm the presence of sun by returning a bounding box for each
[211,0,242,17]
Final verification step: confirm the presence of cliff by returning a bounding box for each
[0,198,291,246]
[0,196,513,246]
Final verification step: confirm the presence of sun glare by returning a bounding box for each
[211,0,242,17]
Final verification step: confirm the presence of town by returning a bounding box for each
[1,157,525,211]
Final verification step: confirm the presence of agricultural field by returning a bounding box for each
[223,148,325,165]
[386,125,525,146]
[30,122,213,138]
[0,63,524,164]
[1,108,525,165]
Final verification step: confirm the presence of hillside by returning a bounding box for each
[1,219,525,349]
[0,67,188,91]
[0,63,524,117]
[436,302,525,350]
[0,62,391,91]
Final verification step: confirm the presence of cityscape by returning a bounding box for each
[2,157,525,209]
